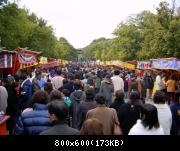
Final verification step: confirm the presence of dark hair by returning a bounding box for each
[75,73,80,80]
[62,89,70,97]
[48,100,68,121]
[62,78,68,85]
[105,74,111,79]
[130,90,140,102]
[74,81,81,90]
[153,91,166,104]
[31,90,48,105]
[85,88,95,100]
[67,73,74,80]
[115,90,124,101]
[20,73,27,81]
[95,93,106,104]
[114,70,120,75]
[49,90,63,101]
[80,118,104,135]
[141,104,160,129]
[44,82,53,94]
[56,68,62,75]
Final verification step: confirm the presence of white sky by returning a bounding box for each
[18,0,174,49]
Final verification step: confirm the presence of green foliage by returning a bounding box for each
[83,1,180,61]
[54,37,77,60]
[0,2,77,60]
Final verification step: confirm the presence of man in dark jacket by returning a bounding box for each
[70,81,85,129]
[40,101,80,135]
[117,91,142,135]
[170,92,180,135]
[78,88,96,130]
[144,72,154,101]
[18,73,33,111]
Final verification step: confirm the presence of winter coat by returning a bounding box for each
[170,102,180,135]
[117,101,142,135]
[78,99,96,129]
[110,99,125,113]
[99,81,114,105]
[40,121,80,135]
[86,104,119,135]
[18,79,32,111]
[14,103,52,135]
[70,90,85,129]
[154,104,172,135]
[144,76,154,89]
[128,120,164,135]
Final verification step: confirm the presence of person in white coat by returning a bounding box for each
[153,91,172,135]
[128,104,164,135]
[111,70,124,94]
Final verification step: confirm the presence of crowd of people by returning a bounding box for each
[0,62,180,135]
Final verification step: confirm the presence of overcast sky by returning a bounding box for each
[19,0,176,49]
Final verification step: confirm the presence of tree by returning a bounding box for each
[55,37,77,60]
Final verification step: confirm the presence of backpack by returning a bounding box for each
[64,97,72,107]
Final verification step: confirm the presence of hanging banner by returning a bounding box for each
[137,61,152,69]
[18,52,37,64]
[39,57,48,64]
[0,54,13,68]
[40,60,60,69]
[151,58,180,71]
[117,61,136,70]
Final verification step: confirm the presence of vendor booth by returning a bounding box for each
[0,50,17,75]
[40,58,60,69]
[151,58,180,71]
[14,48,40,72]
[151,58,180,80]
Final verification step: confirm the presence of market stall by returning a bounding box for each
[0,50,17,75]
[137,61,152,77]
[40,58,60,69]
[151,58,180,80]
[14,48,40,72]
[151,58,180,71]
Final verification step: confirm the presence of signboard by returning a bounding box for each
[117,61,136,70]
[40,60,60,69]
[137,61,152,69]
[151,58,180,71]
[39,57,48,64]
[18,52,37,64]
[0,54,13,68]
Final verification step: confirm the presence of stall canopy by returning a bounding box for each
[0,50,15,69]
[0,50,17,75]
[151,58,180,71]
[40,58,60,69]
[14,48,40,70]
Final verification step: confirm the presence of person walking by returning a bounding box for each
[129,104,164,135]
[86,93,119,135]
[40,101,80,135]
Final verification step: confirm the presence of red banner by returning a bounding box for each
[18,52,37,64]
[40,60,59,69]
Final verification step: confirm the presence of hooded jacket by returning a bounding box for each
[70,90,85,129]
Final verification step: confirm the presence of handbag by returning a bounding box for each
[113,120,123,135]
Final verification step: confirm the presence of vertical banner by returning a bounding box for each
[0,54,13,68]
